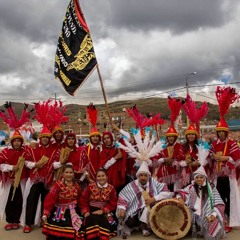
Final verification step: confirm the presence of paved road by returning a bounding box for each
[0,220,239,240]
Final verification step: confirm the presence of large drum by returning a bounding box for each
[149,199,191,240]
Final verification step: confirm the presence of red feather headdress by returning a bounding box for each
[125,105,165,129]
[182,94,209,134]
[168,96,182,126]
[33,99,68,132]
[165,96,182,137]
[125,105,144,129]
[0,102,31,129]
[86,102,98,128]
[86,102,100,136]
[215,86,239,131]
[215,86,239,118]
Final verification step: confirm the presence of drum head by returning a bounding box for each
[149,199,191,240]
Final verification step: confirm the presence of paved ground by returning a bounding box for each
[0,220,239,239]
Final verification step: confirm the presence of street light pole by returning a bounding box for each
[185,72,197,127]
[186,72,197,96]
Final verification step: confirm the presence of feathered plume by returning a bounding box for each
[33,99,68,131]
[33,99,52,128]
[125,105,144,128]
[48,100,68,131]
[197,141,210,166]
[125,105,165,129]
[182,94,208,124]
[86,102,98,128]
[182,94,208,133]
[168,96,182,125]
[0,102,31,129]
[142,113,165,127]
[215,86,239,118]
[116,127,165,167]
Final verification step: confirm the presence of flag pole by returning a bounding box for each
[96,64,113,125]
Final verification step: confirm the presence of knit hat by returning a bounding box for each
[215,118,229,132]
[10,130,23,143]
[166,125,179,137]
[185,123,198,137]
[52,125,64,135]
[193,165,207,179]
[39,126,52,138]
[89,127,101,137]
[136,161,151,177]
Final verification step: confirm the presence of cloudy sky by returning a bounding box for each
[0,0,240,106]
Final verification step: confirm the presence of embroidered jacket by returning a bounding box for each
[43,179,81,216]
[80,182,117,214]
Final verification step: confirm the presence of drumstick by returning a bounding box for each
[121,217,127,239]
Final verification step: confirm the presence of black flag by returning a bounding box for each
[54,0,97,96]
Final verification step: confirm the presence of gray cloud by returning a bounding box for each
[0,0,240,105]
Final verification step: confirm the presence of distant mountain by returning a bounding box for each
[0,98,239,133]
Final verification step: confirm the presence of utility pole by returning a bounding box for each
[185,72,197,127]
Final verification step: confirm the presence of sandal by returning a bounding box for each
[142,230,152,237]
[5,223,13,231]
[23,225,32,233]
[225,226,232,233]
[12,223,20,230]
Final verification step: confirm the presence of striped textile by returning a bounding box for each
[117,178,169,220]
[178,183,225,240]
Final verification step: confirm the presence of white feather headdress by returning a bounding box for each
[193,141,210,179]
[115,127,165,167]
[196,141,210,167]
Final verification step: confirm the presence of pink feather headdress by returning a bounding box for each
[125,105,165,129]
[215,86,239,131]
[0,102,31,129]
[33,99,68,132]
[86,102,100,136]
[182,94,209,134]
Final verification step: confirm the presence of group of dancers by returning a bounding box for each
[0,86,240,240]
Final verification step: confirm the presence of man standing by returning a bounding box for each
[210,86,240,233]
[211,122,240,232]
[0,130,30,230]
[21,126,58,233]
